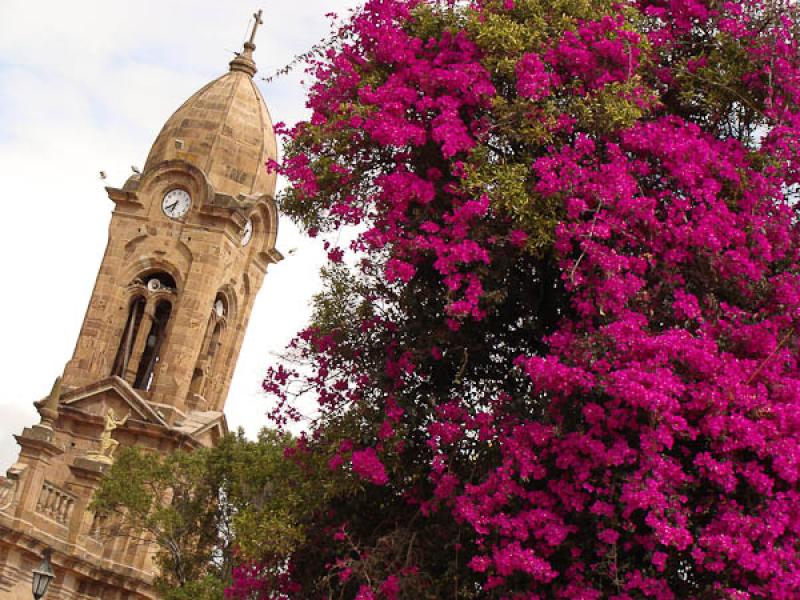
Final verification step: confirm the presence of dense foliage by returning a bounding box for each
[92,431,308,600]
[233,0,800,598]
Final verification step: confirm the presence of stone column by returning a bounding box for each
[125,301,156,384]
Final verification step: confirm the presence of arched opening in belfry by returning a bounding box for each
[189,293,228,405]
[112,271,177,390]
[112,296,146,378]
[134,300,173,391]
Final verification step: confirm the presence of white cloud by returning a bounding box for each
[0,0,359,469]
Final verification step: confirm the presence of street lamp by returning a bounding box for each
[32,549,54,600]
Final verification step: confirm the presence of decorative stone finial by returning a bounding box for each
[35,377,62,431]
[229,9,263,78]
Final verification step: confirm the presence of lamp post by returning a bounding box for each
[31,549,54,600]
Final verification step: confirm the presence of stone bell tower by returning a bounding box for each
[0,13,281,599]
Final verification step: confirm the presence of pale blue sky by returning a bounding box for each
[0,0,360,468]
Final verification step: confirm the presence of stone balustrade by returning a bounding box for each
[0,479,14,511]
[89,511,110,540]
[36,481,75,525]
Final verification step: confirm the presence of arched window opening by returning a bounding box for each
[189,294,228,405]
[134,301,172,391]
[112,297,146,378]
[113,270,178,388]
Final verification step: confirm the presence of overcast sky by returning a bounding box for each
[0,0,359,469]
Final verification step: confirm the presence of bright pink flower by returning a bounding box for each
[352,448,389,485]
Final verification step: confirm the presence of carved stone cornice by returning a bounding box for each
[69,457,108,486]
[14,427,64,460]
[106,185,144,209]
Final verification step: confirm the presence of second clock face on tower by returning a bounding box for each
[241,218,254,246]
[162,189,192,220]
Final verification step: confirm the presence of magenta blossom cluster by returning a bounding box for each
[454,115,800,598]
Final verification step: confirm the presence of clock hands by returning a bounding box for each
[166,200,180,212]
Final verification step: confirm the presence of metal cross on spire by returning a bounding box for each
[248,9,264,45]
[229,9,263,76]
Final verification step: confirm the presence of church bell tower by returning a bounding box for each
[0,13,281,599]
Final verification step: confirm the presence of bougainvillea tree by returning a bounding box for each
[230,0,800,598]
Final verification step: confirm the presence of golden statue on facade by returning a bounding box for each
[87,408,130,464]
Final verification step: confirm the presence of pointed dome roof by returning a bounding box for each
[143,37,277,198]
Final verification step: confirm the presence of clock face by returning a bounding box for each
[162,189,191,220]
[241,218,254,247]
[214,299,225,318]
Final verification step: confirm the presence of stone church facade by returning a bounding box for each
[0,21,280,599]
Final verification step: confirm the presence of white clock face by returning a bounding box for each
[241,218,254,247]
[162,189,191,220]
[214,299,225,318]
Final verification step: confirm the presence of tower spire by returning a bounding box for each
[229,9,263,78]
